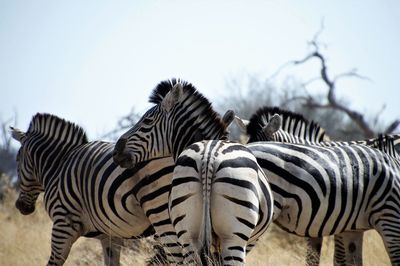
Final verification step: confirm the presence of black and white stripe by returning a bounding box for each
[240,107,400,264]
[241,106,400,154]
[238,106,400,265]
[170,140,273,265]
[11,114,177,265]
[242,106,330,144]
[246,142,400,264]
[113,79,274,265]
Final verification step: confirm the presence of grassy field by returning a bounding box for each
[0,188,390,266]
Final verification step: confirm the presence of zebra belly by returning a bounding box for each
[72,160,152,239]
[87,194,151,238]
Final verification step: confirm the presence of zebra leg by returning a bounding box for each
[375,219,400,265]
[170,191,203,265]
[146,242,169,266]
[218,238,247,266]
[157,232,185,264]
[100,236,122,266]
[47,220,81,266]
[333,232,363,266]
[306,237,322,266]
[212,198,253,266]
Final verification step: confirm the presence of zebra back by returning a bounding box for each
[243,106,400,158]
[245,106,330,143]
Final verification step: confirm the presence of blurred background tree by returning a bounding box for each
[0,114,18,200]
[0,114,17,177]
[216,32,399,142]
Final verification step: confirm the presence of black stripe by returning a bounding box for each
[152,218,172,227]
[270,183,303,231]
[130,164,174,198]
[222,195,258,212]
[145,203,169,217]
[228,246,244,252]
[221,144,250,155]
[233,232,249,241]
[139,184,171,206]
[213,177,258,195]
[171,176,200,187]
[216,157,259,172]
[177,230,187,238]
[328,147,348,235]
[257,157,321,232]
[172,214,186,227]
[175,155,198,172]
[236,217,256,229]
[170,193,196,210]
[224,256,244,262]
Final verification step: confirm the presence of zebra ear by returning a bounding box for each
[10,126,26,144]
[222,110,235,127]
[263,114,282,136]
[161,83,183,112]
[234,115,249,134]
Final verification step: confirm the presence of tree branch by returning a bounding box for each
[290,32,378,138]
[384,119,400,134]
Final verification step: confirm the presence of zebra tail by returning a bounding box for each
[199,171,212,265]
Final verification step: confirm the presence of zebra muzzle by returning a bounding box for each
[114,138,127,153]
[15,199,35,215]
[113,138,135,168]
[113,151,134,169]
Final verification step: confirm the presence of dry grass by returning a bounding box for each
[0,188,390,265]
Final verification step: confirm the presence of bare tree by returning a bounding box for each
[279,26,399,138]
[218,27,399,142]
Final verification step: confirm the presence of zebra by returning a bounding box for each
[11,113,174,266]
[236,106,400,265]
[245,141,400,265]
[236,106,400,151]
[170,140,273,265]
[113,79,274,265]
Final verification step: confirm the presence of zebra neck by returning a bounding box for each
[170,122,226,161]
[38,141,83,190]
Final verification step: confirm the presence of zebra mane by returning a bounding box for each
[372,134,399,159]
[150,78,228,139]
[27,113,88,144]
[149,78,192,104]
[247,106,327,140]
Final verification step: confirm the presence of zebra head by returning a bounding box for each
[240,106,330,143]
[10,114,88,215]
[11,126,41,215]
[235,113,282,143]
[113,78,228,169]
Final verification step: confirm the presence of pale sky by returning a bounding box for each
[1,0,399,140]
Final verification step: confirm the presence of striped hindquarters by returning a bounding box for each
[169,140,273,265]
